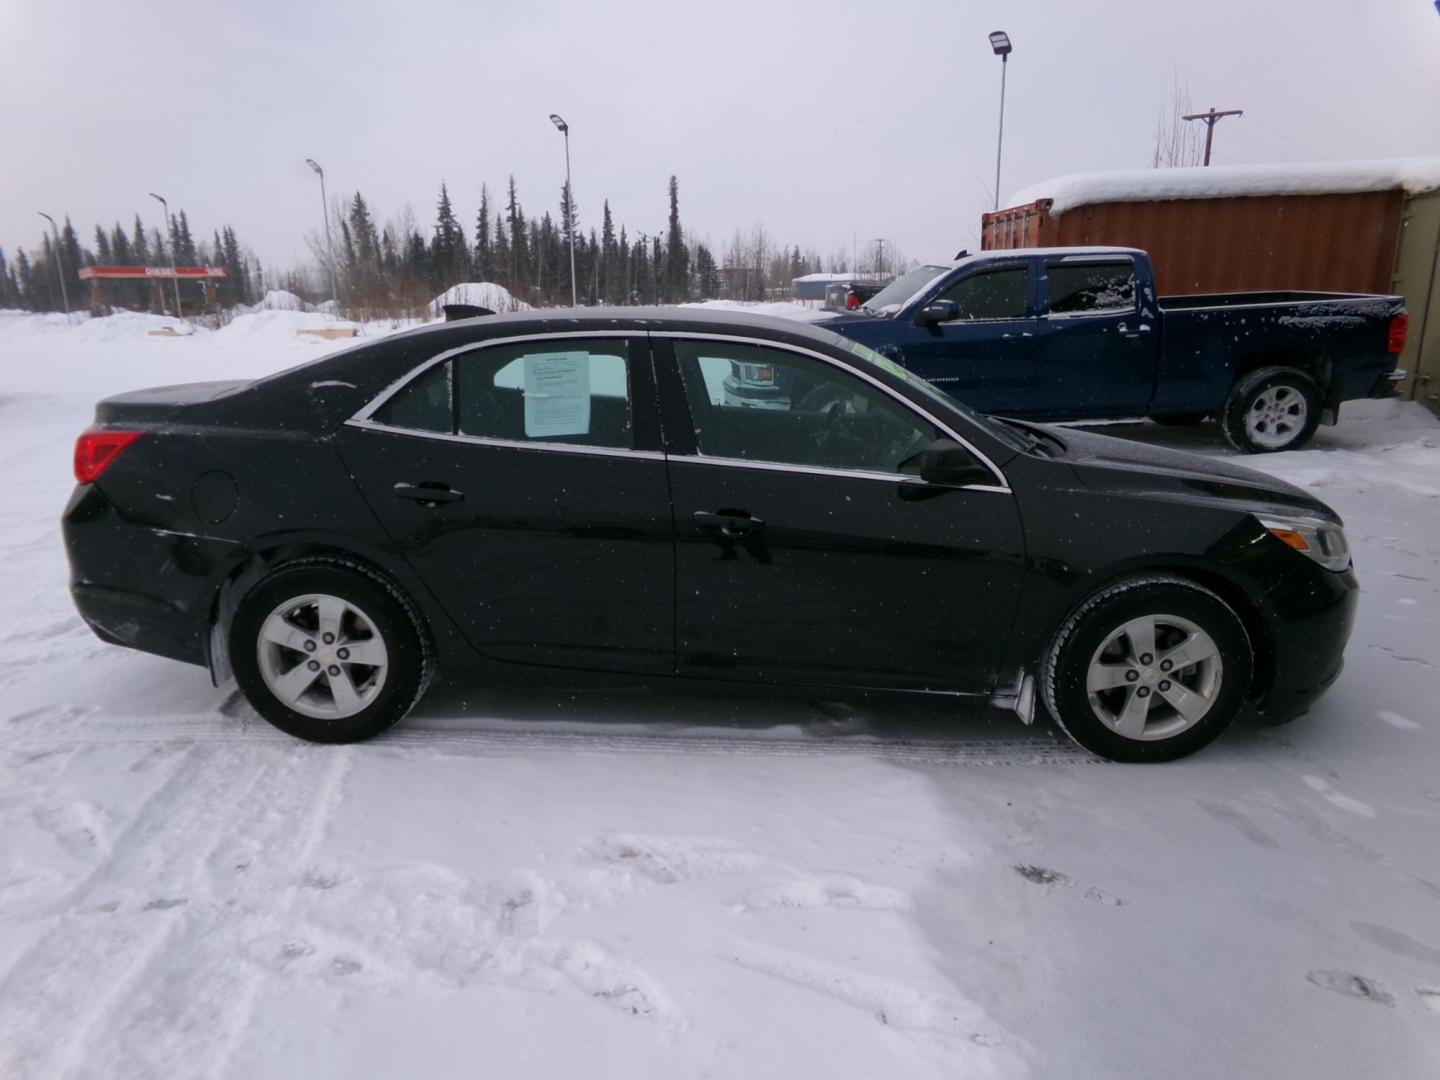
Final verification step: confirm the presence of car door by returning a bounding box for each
[897,262,1038,414]
[654,334,1027,692]
[336,333,675,674]
[1034,256,1154,418]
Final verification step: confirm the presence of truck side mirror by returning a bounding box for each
[917,299,959,326]
[919,439,990,486]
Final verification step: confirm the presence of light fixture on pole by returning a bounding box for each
[149,192,185,319]
[305,159,339,308]
[549,113,579,306]
[988,30,1013,213]
[37,211,72,322]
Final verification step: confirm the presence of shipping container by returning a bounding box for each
[982,160,1440,412]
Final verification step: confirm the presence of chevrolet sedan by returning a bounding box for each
[62,309,1357,761]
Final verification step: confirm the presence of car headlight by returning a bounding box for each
[1258,515,1351,572]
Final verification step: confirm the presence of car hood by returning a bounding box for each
[1030,423,1340,523]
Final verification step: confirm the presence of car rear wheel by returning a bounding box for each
[230,558,431,742]
[1042,575,1252,762]
[1221,366,1321,453]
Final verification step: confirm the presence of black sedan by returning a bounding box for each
[62,309,1357,761]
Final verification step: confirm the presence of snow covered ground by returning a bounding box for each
[2,308,1439,1078]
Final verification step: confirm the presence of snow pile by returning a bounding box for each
[428,281,531,316]
[1008,157,1440,216]
[209,308,361,346]
[255,288,305,311]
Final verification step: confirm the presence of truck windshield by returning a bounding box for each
[861,265,950,315]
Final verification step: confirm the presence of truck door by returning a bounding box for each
[1035,256,1154,418]
[898,262,1038,415]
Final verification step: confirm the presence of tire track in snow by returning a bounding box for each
[58,747,347,1080]
[12,718,1097,768]
[205,747,354,1080]
[0,744,269,1079]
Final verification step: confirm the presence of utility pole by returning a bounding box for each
[872,238,886,277]
[1182,107,1244,166]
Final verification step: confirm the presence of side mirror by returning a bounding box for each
[920,438,990,486]
[916,299,959,326]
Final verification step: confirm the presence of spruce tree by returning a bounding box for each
[505,176,528,299]
[474,184,493,281]
[664,176,688,303]
[600,200,617,305]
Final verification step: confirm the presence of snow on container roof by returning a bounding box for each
[1008,158,1440,217]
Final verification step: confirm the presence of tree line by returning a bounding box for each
[3,174,899,318]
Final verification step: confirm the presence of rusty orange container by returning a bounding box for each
[982,190,1403,296]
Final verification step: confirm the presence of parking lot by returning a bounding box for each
[3,311,1438,1078]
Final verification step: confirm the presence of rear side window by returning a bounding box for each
[1046,261,1136,315]
[372,363,450,432]
[371,338,634,450]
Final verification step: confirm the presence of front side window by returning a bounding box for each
[1046,261,1137,315]
[935,268,1029,320]
[370,338,634,450]
[674,340,951,477]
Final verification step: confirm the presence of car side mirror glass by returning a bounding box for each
[917,300,959,325]
[919,438,989,486]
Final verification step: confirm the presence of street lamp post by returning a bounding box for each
[305,159,339,308]
[148,192,185,319]
[549,113,579,307]
[37,211,72,322]
[988,30,1013,213]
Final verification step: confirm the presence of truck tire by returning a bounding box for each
[1221,366,1321,453]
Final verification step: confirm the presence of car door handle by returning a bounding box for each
[693,510,763,537]
[394,482,464,504]
[1117,323,1151,338]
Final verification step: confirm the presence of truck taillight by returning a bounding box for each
[846,291,860,310]
[1387,314,1408,355]
[74,429,142,484]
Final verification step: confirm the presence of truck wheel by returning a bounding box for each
[1221,366,1321,453]
[1041,575,1252,763]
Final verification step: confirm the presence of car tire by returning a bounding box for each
[1151,412,1207,427]
[1041,575,1252,763]
[1220,366,1321,453]
[230,557,432,743]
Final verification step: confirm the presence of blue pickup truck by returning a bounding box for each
[815,247,1408,452]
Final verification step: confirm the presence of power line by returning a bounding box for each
[1243,116,1323,160]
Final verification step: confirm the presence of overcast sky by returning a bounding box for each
[2,0,1437,275]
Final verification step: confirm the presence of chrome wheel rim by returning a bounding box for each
[257,593,388,719]
[1086,614,1223,741]
[1245,385,1307,449]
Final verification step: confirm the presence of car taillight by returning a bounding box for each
[846,291,860,310]
[1387,314,1408,355]
[74,429,142,484]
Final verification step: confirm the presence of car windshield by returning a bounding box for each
[841,340,1031,455]
[860,264,951,315]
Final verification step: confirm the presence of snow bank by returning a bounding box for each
[254,288,305,311]
[1008,157,1440,216]
[428,281,530,316]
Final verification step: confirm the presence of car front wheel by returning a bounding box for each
[1042,575,1252,762]
[230,558,431,742]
